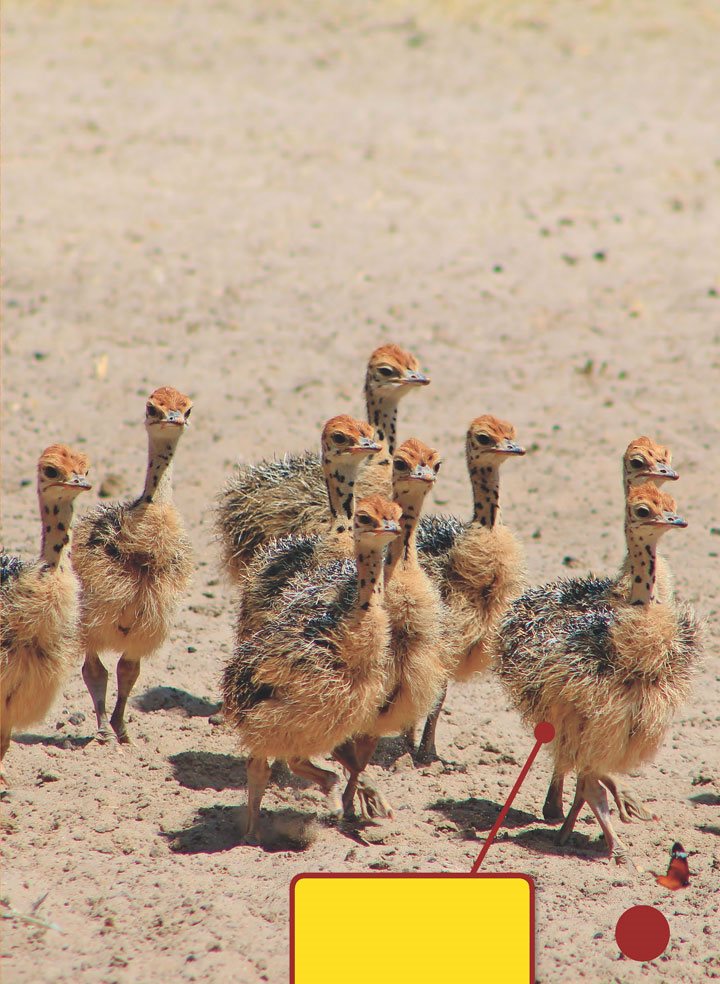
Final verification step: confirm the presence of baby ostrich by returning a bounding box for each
[496,485,700,866]
[412,415,526,762]
[617,435,678,603]
[238,414,380,637]
[1,446,91,772]
[334,439,451,818]
[215,344,429,581]
[543,435,680,822]
[222,495,403,841]
[72,387,193,744]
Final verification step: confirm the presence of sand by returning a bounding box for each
[2,1,719,981]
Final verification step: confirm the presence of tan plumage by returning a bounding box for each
[1,445,91,771]
[237,415,380,638]
[413,415,526,760]
[543,435,681,821]
[334,439,452,817]
[496,484,701,865]
[72,387,193,743]
[222,495,403,840]
[215,345,429,581]
[616,435,678,603]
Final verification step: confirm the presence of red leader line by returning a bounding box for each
[470,722,555,875]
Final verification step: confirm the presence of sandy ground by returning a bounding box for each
[2,1,719,981]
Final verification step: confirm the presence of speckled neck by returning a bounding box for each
[323,454,367,540]
[39,496,76,573]
[384,484,428,581]
[365,387,402,457]
[356,544,386,609]
[468,456,501,528]
[140,429,181,505]
[626,528,661,606]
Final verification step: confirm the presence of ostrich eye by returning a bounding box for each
[44,466,59,479]
[184,407,192,418]
[635,505,651,518]
[433,462,441,473]
[357,514,373,525]
[394,458,409,472]
[331,433,346,445]
[377,366,395,377]
[476,433,493,446]
[146,404,160,417]
[630,458,645,469]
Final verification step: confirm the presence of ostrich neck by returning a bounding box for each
[626,530,660,605]
[365,388,401,456]
[39,496,76,573]
[384,488,426,582]
[323,455,365,539]
[140,431,181,505]
[356,545,387,609]
[469,459,501,527]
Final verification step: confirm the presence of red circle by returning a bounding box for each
[615,905,670,961]
[534,721,555,743]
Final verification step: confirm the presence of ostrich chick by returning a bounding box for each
[334,439,451,817]
[73,387,193,743]
[413,415,526,761]
[496,485,700,866]
[1,446,91,771]
[543,435,680,822]
[238,414,380,637]
[616,435,678,603]
[222,495,403,841]
[216,344,429,581]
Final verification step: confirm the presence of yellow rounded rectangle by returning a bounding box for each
[291,872,533,983]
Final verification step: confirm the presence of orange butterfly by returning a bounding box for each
[655,842,690,890]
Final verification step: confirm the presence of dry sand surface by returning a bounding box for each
[2,1,719,981]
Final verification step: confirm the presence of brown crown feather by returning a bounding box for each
[38,444,90,476]
[624,435,671,465]
[468,415,517,442]
[147,386,192,413]
[322,415,376,444]
[367,344,420,372]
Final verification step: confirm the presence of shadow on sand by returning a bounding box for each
[163,803,319,854]
[133,686,221,718]
[13,733,94,749]
[428,795,537,835]
[168,751,311,793]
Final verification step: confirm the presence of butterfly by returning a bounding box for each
[655,842,690,890]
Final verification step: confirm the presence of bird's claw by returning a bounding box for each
[357,781,393,820]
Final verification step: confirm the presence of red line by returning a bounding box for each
[470,738,543,874]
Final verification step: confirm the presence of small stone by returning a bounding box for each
[392,753,414,772]
[68,712,86,725]
[187,646,197,653]
[562,556,582,568]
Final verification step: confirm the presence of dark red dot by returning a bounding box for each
[615,905,670,962]
[534,721,555,743]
